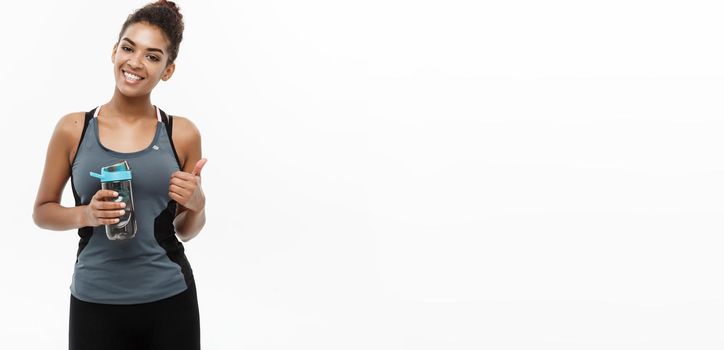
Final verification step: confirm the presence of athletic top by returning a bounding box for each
[69,105,195,305]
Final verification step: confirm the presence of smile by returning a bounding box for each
[122,70,145,82]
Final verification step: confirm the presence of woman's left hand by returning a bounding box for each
[169,158,207,212]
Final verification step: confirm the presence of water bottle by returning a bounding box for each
[90,161,137,240]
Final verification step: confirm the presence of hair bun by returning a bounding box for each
[156,0,182,19]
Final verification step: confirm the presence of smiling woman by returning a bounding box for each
[31,1,205,349]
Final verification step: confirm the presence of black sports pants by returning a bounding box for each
[69,283,200,350]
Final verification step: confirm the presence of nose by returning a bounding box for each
[126,60,140,70]
[126,53,143,70]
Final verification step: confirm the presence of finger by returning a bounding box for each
[192,158,207,176]
[99,218,120,225]
[94,190,118,200]
[95,201,126,210]
[169,191,184,203]
[169,184,190,196]
[91,200,118,211]
[172,171,195,181]
[170,177,194,190]
[95,209,126,219]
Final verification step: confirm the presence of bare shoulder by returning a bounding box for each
[171,115,201,142]
[170,115,202,170]
[56,112,86,136]
[54,112,87,164]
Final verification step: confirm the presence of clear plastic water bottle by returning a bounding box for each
[90,161,137,240]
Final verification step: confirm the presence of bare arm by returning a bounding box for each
[32,113,88,230]
[170,116,206,242]
[173,198,206,242]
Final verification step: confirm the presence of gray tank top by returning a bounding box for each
[69,106,195,304]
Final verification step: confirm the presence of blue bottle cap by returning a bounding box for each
[90,162,133,183]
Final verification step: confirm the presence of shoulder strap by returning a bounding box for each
[70,108,95,209]
[70,108,94,168]
[158,108,183,168]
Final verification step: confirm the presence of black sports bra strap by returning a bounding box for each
[83,108,94,129]
[71,108,95,166]
[157,108,182,168]
[70,108,96,206]
[159,108,169,124]
[158,108,172,136]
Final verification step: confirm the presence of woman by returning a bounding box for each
[32,1,205,349]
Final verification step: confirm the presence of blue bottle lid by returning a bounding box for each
[90,162,133,182]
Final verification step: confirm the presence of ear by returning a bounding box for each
[111,43,118,64]
[161,62,176,81]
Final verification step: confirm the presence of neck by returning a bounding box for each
[103,88,155,121]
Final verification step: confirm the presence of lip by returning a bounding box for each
[121,69,145,84]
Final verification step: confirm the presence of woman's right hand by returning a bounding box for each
[82,190,127,227]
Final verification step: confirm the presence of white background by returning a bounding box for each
[1,0,723,348]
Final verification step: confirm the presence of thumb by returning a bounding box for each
[192,158,208,176]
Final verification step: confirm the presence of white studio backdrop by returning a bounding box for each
[1,0,723,348]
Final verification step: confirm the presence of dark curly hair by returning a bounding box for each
[117,0,184,65]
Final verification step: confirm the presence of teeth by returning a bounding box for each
[123,71,143,81]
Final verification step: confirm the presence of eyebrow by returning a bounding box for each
[121,38,165,55]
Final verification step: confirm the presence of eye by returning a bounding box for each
[122,46,133,52]
[147,55,160,62]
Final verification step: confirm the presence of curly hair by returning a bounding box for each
[117,0,184,65]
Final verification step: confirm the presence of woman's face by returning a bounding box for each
[111,22,175,97]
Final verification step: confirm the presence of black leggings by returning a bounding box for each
[69,283,200,350]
